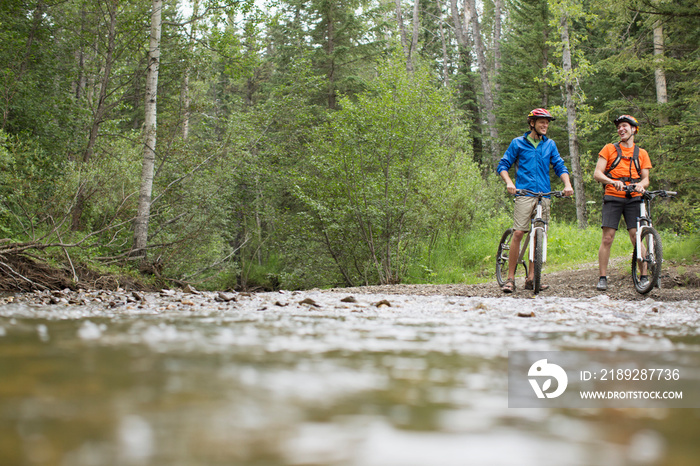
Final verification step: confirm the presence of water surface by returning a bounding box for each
[1,291,699,465]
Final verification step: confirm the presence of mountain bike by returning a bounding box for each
[621,185,677,294]
[495,190,566,294]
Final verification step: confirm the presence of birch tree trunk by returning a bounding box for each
[73,7,88,101]
[465,0,500,162]
[133,0,162,256]
[449,0,466,47]
[181,0,199,140]
[436,0,450,85]
[542,26,550,108]
[653,21,669,125]
[409,0,420,73]
[326,9,337,109]
[559,14,587,228]
[395,0,411,72]
[493,0,502,94]
[449,0,483,162]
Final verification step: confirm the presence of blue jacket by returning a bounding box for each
[496,133,569,195]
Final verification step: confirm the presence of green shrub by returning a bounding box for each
[292,55,499,286]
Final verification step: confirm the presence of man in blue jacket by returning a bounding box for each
[496,108,574,293]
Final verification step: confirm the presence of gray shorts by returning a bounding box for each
[513,196,551,231]
[601,196,642,230]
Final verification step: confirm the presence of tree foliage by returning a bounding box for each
[0,0,697,290]
[293,56,496,286]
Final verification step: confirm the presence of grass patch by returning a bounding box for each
[545,223,628,271]
[405,218,696,285]
[662,232,700,264]
[405,215,512,284]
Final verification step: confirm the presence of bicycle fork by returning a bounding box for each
[635,202,652,262]
[528,227,547,262]
[635,226,654,261]
[528,204,548,263]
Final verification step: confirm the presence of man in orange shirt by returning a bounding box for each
[593,115,652,291]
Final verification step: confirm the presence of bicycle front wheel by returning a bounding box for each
[533,229,544,294]
[632,228,662,294]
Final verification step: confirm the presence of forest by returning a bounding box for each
[0,0,698,291]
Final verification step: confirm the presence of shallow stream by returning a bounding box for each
[1,290,699,465]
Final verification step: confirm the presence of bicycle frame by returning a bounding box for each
[528,203,548,264]
[495,189,566,292]
[620,185,677,294]
[635,199,653,262]
[514,196,550,266]
[625,187,675,263]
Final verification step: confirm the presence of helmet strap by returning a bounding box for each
[620,127,636,144]
[529,120,543,138]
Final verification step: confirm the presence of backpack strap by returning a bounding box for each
[604,143,641,183]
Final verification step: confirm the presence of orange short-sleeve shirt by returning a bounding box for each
[599,143,652,198]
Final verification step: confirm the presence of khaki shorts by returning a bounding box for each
[513,196,551,231]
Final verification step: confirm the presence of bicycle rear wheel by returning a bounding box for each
[533,229,544,294]
[496,228,527,286]
[632,228,662,294]
[495,229,513,287]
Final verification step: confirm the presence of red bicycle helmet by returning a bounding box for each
[527,108,556,121]
[614,114,639,133]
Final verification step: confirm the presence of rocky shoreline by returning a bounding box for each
[2,261,697,309]
[330,261,699,302]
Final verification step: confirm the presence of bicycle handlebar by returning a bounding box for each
[514,189,566,198]
[619,185,677,199]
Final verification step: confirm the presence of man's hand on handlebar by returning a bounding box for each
[562,186,574,197]
[506,181,517,195]
[610,179,626,191]
[619,183,646,194]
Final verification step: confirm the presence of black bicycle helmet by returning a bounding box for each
[614,114,639,134]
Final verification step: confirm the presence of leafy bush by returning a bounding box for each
[292,55,498,286]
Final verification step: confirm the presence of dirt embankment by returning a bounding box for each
[0,254,152,293]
